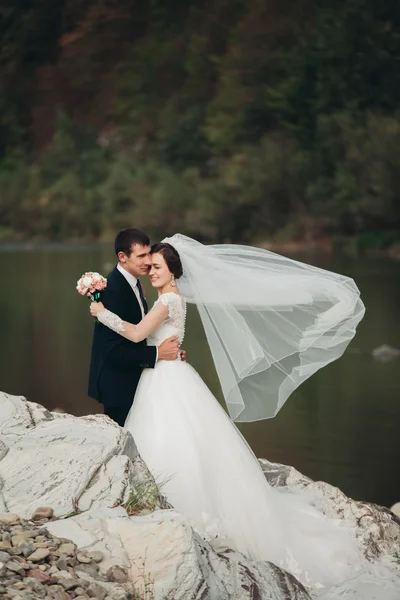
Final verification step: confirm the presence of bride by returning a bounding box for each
[90,234,378,591]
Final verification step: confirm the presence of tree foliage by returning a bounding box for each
[1,0,399,244]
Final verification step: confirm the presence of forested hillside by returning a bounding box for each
[1,0,399,245]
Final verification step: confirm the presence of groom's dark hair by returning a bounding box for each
[115,228,150,257]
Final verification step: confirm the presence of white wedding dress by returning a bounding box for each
[101,292,399,596]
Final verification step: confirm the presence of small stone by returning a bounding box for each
[59,578,80,591]
[26,568,54,584]
[10,582,25,590]
[58,543,76,557]
[34,535,47,543]
[32,507,54,521]
[29,548,50,563]
[17,540,36,557]
[74,588,86,596]
[74,564,100,579]
[2,531,11,541]
[106,565,128,584]
[6,559,26,576]
[38,564,48,571]
[0,562,6,576]
[7,547,22,556]
[0,513,20,525]
[76,553,91,564]
[3,574,19,583]
[48,584,65,593]
[20,530,39,539]
[0,550,10,562]
[54,570,73,580]
[56,557,68,571]
[54,593,73,600]
[14,558,30,569]
[85,551,103,563]
[86,582,107,600]
[0,540,12,550]
[11,535,25,546]
[22,577,46,595]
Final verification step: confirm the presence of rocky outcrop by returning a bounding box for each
[44,506,311,600]
[0,391,400,600]
[259,459,400,563]
[0,391,158,518]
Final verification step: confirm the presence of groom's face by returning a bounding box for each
[118,244,152,278]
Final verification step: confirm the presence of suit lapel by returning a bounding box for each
[112,266,143,318]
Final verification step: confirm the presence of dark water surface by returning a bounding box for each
[1,246,399,507]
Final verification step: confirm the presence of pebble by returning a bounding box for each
[74,587,86,596]
[59,577,80,590]
[6,559,26,576]
[28,548,50,563]
[54,592,73,600]
[0,511,132,600]
[76,553,91,564]
[85,551,103,563]
[31,507,54,521]
[58,543,76,557]
[17,540,36,557]
[37,564,48,572]
[56,558,69,571]
[26,568,53,583]
[0,513,20,525]
[106,565,128,584]
[86,581,107,600]
[0,551,10,563]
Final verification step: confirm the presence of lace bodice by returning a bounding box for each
[147,293,186,347]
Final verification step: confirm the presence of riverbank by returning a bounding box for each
[0,235,399,261]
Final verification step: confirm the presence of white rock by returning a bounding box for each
[45,507,311,600]
[1,392,400,600]
[0,440,8,461]
[45,507,130,571]
[0,392,137,518]
[390,503,400,518]
[0,512,20,525]
[259,459,400,564]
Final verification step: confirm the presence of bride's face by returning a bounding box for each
[149,253,171,288]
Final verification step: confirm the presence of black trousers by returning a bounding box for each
[103,403,131,427]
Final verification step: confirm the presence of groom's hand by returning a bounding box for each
[158,336,180,361]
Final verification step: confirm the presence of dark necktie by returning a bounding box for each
[136,279,148,314]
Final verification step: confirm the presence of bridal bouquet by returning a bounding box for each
[76,272,107,321]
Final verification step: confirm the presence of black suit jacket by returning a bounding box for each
[88,267,157,411]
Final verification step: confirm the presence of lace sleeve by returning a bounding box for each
[97,309,127,334]
[159,293,182,321]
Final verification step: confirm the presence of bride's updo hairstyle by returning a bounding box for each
[150,243,183,279]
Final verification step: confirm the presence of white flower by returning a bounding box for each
[83,276,92,287]
[92,273,102,281]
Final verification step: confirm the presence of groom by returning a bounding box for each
[88,228,181,426]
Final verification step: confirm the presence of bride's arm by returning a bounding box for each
[90,301,168,342]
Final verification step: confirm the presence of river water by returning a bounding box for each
[0,245,399,507]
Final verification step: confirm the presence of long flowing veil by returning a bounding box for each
[162,234,365,422]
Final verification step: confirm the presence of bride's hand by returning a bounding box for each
[90,301,105,316]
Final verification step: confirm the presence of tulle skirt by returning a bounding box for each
[125,361,379,591]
